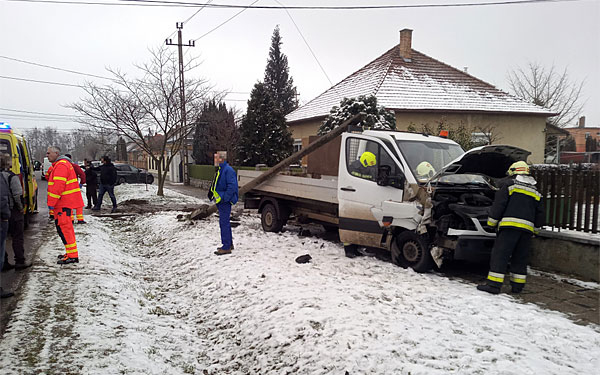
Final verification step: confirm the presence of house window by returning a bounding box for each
[293,139,302,153]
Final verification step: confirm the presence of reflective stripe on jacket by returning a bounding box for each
[48,158,85,209]
[487,175,545,234]
[212,162,238,204]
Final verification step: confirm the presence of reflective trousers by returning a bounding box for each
[55,208,78,258]
[72,206,84,222]
[217,202,233,250]
[486,228,531,289]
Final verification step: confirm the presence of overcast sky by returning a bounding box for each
[0,0,598,134]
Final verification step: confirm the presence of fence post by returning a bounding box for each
[576,171,584,231]
[592,171,599,234]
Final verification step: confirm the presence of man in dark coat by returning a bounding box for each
[84,161,98,209]
[0,153,15,298]
[92,156,118,213]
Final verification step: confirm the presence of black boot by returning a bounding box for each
[2,261,15,272]
[477,284,501,294]
[344,245,362,258]
[15,261,32,270]
[0,287,14,298]
[57,256,79,265]
[511,283,524,294]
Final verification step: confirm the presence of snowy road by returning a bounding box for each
[0,185,599,374]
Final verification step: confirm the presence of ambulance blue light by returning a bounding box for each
[0,122,13,133]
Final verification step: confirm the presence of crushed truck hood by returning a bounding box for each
[438,144,531,179]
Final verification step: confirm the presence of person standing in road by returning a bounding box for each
[47,146,84,265]
[92,156,118,213]
[209,151,238,255]
[0,155,15,298]
[0,153,31,271]
[84,160,98,209]
[64,154,86,224]
[477,161,545,295]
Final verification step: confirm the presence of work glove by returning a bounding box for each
[215,196,222,204]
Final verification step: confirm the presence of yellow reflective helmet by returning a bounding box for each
[416,161,435,180]
[507,161,530,176]
[360,151,377,167]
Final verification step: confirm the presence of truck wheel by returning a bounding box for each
[391,231,434,273]
[261,203,283,232]
[146,175,154,184]
[118,177,126,185]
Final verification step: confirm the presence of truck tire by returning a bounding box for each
[118,177,126,185]
[261,203,284,232]
[391,231,434,273]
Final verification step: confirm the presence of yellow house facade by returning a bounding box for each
[287,29,553,164]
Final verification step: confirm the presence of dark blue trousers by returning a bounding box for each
[96,184,117,209]
[217,202,232,249]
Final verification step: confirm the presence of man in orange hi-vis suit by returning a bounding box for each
[46,146,84,265]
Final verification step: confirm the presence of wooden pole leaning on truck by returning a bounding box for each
[189,113,364,220]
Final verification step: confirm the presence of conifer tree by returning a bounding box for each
[237,82,293,166]
[264,25,298,115]
[192,100,238,164]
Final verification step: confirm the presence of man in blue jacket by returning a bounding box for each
[209,151,238,255]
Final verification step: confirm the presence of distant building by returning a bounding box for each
[286,29,555,163]
[564,117,600,152]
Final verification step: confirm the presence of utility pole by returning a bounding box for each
[166,22,195,185]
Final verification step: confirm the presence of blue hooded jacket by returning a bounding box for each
[213,161,238,204]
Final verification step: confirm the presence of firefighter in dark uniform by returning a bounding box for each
[349,151,377,181]
[344,151,377,258]
[477,161,545,294]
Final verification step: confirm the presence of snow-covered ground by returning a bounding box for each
[1,185,599,374]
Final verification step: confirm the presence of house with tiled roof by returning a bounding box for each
[287,29,554,163]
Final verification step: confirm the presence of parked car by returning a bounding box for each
[114,163,154,185]
[41,157,52,180]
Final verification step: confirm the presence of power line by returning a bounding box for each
[193,0,260,42]
[183,0,213,23]
[0,55,113,81]
[0,107,78,117]
[0,73,249,96]
[3,0,584,10]
[0,75,82,88]
[275,0,333,86]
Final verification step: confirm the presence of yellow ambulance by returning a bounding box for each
[0,122,38,225]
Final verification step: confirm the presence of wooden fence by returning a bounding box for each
[531,168,599,233]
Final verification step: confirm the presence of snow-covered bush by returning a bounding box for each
[317,95,396,135]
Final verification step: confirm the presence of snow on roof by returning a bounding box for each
[287,46,554,123]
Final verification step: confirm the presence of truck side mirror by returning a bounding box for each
[377,165,406,189]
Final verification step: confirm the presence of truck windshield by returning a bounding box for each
[396,140,464,182]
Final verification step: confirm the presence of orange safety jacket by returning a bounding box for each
[47,157,85,209]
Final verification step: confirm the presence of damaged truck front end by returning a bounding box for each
[427,145,531,267]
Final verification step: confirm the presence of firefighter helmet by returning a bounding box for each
[359,151,377,167]
[507,161,530,176]
[416,161,435,181]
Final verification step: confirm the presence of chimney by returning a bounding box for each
[578,116,586,128]
[399,28,413,62]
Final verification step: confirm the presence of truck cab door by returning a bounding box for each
[338,134,416,249]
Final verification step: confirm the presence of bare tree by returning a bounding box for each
[68,47,212,195]
[507,62,585,128]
